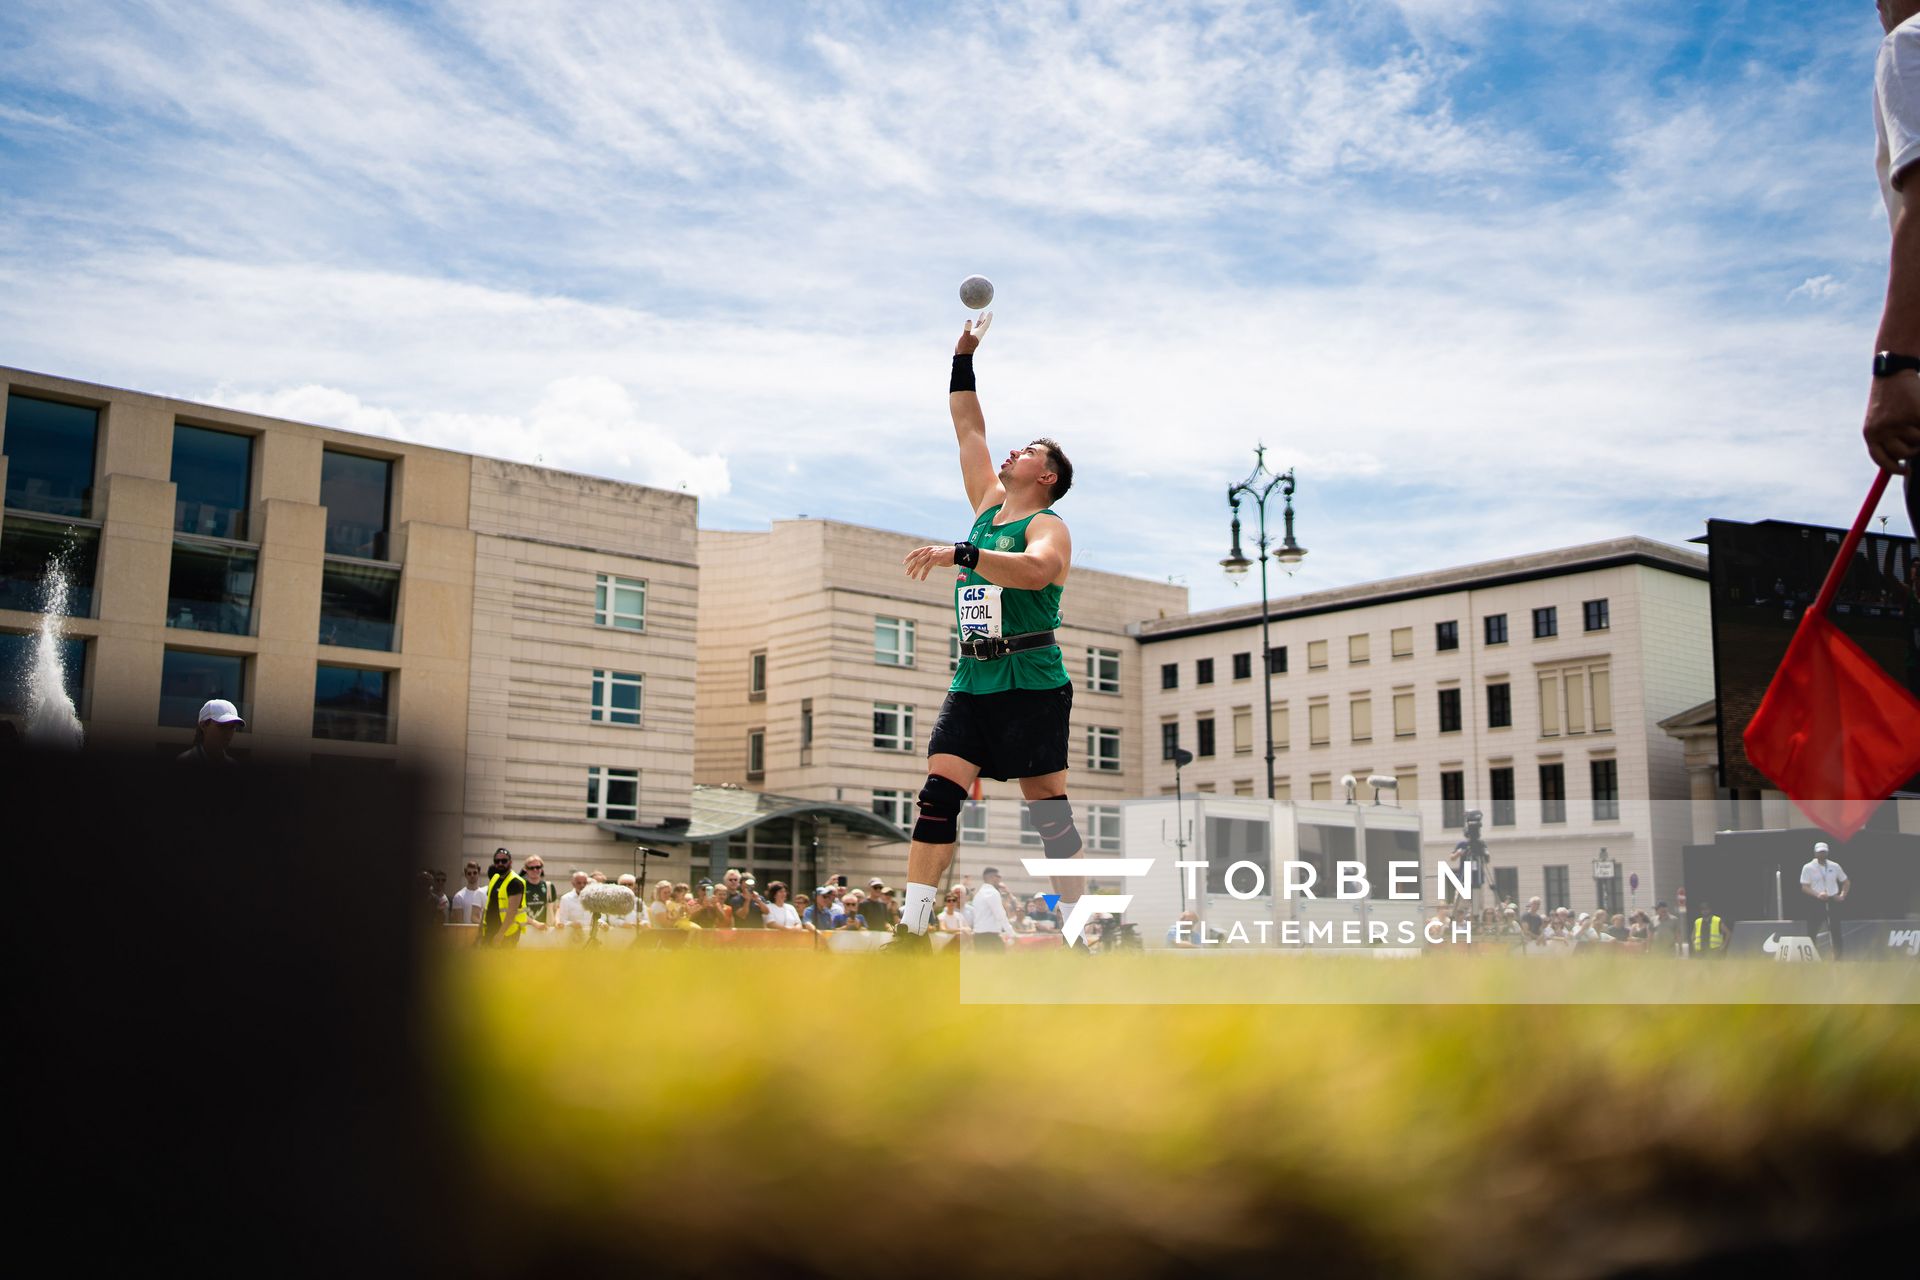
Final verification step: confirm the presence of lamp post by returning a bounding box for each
[1221,446,1306,801]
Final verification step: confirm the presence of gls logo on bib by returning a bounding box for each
[958,583,1003,641]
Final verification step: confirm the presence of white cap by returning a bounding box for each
[1814,841,1830,853]
[197,698,244,726]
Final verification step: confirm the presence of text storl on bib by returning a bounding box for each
[958,582,1004,641]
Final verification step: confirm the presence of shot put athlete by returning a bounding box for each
[892,312,1085,951]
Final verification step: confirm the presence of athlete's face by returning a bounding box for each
[998,442,1057,489]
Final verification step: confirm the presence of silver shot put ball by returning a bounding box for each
[959,275,995,310]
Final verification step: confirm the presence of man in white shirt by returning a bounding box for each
[607,873,645,929]
[1800,841,1851,955]
[1867,0,1920,542]
[968,866,1014,952]
[448,859,488,926]
[555,870,595,937]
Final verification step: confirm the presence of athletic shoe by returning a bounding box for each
[882,924,933,954]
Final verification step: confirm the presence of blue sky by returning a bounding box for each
[0,0,1904,608]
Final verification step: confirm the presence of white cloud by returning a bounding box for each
[1787,274,1843,301]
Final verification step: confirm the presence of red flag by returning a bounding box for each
[971,777,983,803]
[1743,471,1920,840]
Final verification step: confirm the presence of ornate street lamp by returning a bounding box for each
[1222,446,1306,800]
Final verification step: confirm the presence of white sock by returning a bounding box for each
[903,882,938,935]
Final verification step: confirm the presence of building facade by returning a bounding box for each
[0,368,696,869]
[694,519,1188,892]
[1133,539,1713,914]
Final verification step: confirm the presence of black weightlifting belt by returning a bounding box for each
[959,629,1057,661]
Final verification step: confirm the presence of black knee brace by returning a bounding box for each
[1030,795,1082,859]
[912,775,968,843]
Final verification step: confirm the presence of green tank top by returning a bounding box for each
[951,504,1069,695]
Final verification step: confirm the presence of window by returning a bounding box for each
[871,788,913,829]
[1232,652,1251,681]
[1161,721,1180,761]
[1086,725,1121,772]
[1087,804,1123,853]
[1268,646,1287,675]
[591,670,643,725]
[1196,657,1214,685]
[799,699,813,764]
[1307,640,1328,670]
[1161,662,1178,690]
[1484,614,1507,645]
[1018,801,1044,847]
[588,766,640,822]
[1087,647,1120,693]
[320,450,392,559]
[1395,771,1419,807]
[1309,776,1332,802]
[1349,697,1372,743]
[872,702,914,752]
[748,650,766,698]
[1197,716,1216,757]
[1532,606,1558,639]
[1308,700,1330,746]
[4,394,98,517]
[1270,702,1290,751]
[1440,770,1465,828]
[1436,620,1459,651]
[317,561,398,650]
[1540,662,1612,735]
[1539,762,1567,823]
[171,425,252,539]
[0,517,100,617]
[167,541,258,636]
[746,729,765,778]
[1487,682,1511,729]
[1592,758,1620,821]
[1348,634,1370,665]
[0,631,85,719]
[1584,599,1610,632]
[1234,780,1255,797]
[1393,691,1415,738]
[1490,766,1516,826]
[1438,687,1462,733]
[594,573,647,631]
[313,664,392,742]
[1544,865,1571,912]
[1204,816,1270,895]
[1493,866,1519,906]
[1233,707,1252,755]
[1390,627,1412,658]
[874,616,916,667]
[159,649,244,729]
[960,800,989,844]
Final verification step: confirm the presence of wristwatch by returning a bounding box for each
[1872,350,1920,377]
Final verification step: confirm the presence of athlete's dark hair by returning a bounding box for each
[1031,437,1072,502]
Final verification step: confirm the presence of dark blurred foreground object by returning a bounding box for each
[5,745,451,1274]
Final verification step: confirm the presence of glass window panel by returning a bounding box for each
[160,649,246,729]
[1540,763,1567,824]
[170,425,252,539]
[1196,657,1214,684]
[1490,767,1516,826]
[1438,687,1461,733]
[1435,620,1458,651]
[0,518,99,618]
[1544,866,1570,912]
[591,669,643,725]
[587,766,640,821]
[167,541,257,635]
[1197,716,1215,756]
[1484,614,1507,645]
[960,799,989,843]
[1161,662,1178,690]
[0,631,85,717]
[1441,771,1465,827]
[1487,682,1511,729]
[4,395,98,518]
[320,451,391,559]
[1161,721,1179,759]
[1232,652,1251,680]
[318,561,399,650]
[1088,805,1123,852]
[312,664,391,742]
[1268,646,1287,674]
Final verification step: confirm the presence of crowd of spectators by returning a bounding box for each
[1426,895,1690,954]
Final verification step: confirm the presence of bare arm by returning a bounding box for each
[903,514,1069,590]
[1866,201,1920,472]
[951,316,1006,513]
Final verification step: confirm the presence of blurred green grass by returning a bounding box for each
[440,952,1920,1278]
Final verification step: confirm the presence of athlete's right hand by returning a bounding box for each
[904,544,958,580]
[955,312,992,356]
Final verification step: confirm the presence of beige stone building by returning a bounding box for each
[694,519,1188,893]
[0,367,696,872]
[1133,539,1713,913]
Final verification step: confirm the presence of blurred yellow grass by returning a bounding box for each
[440,951,1920,1278]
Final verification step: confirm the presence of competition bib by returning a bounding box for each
[957,583,1003,642]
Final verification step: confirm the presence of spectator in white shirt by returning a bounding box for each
[1800,841,1851,955]
[969,867,1013,952]
[449,860,488,925]
[762,882,803,929]
[606,873,645,928]
[937,888,971,934]
[555,871,595,936]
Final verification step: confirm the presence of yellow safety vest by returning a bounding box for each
[1692,915,1724,951]
[487,871,528,940]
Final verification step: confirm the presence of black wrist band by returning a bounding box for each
[954,541,980,569]
[950,354,976,394]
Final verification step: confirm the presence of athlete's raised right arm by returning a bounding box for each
[950,315,1004,514]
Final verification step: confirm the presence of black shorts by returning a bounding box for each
[928,681,1073,781]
